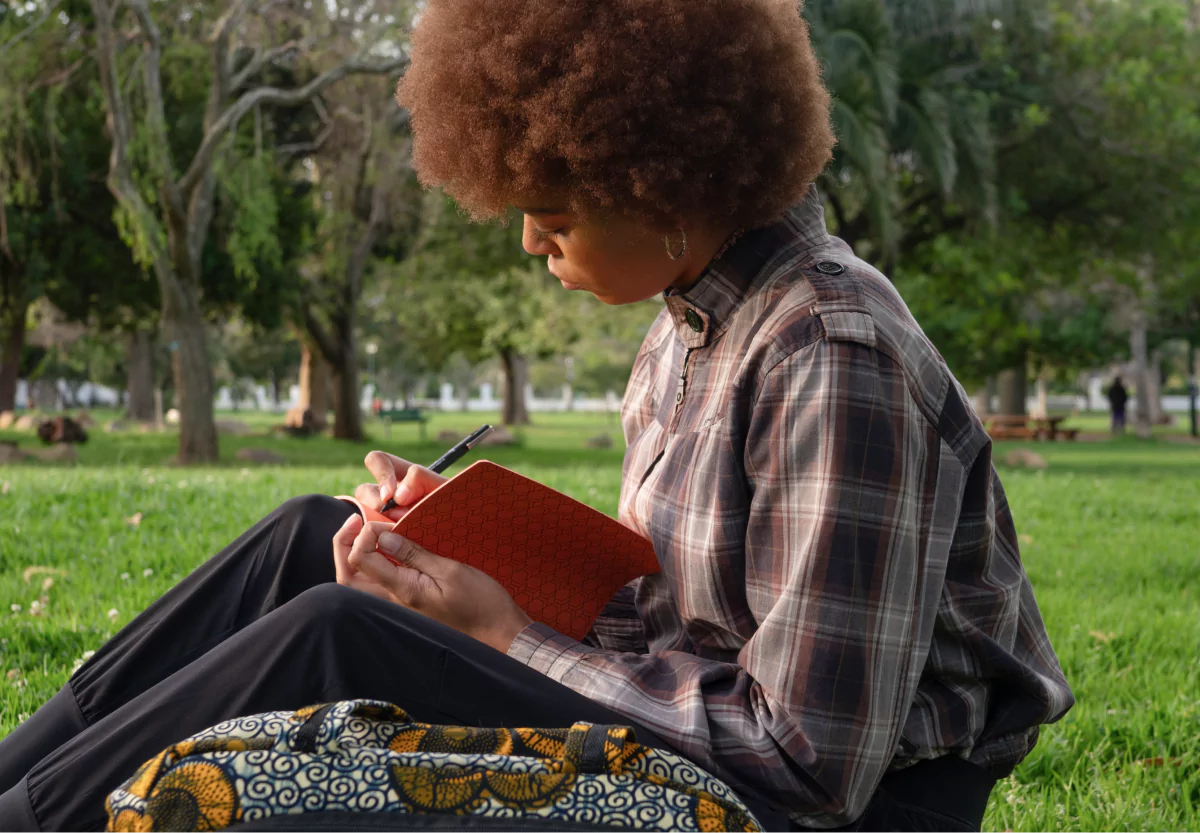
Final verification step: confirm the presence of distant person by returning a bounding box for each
[0,2,1073,830]
[1107,375,1129,434]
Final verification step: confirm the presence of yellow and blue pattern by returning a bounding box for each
[106,700,762,832]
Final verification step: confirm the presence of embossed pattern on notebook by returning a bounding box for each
[392,461,660,640]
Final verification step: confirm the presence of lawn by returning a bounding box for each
[1,411,1197,830]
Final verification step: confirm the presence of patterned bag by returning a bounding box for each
[106,699,763,832]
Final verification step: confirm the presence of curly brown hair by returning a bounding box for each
[397,0,835,231]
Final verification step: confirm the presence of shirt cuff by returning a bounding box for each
[506,622,597,683]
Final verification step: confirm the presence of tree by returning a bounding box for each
[0,0,100,411]
[892,0,1200,402]
[88,0,410,461]
[383,194,579,425]
[806,0,1004,264]
[297,76,417,441]
[895,227,1125,396]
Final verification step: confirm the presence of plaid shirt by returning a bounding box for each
[508,188,1073,826]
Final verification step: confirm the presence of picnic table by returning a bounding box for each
[984,414,1079,441]
[378,407,429,441]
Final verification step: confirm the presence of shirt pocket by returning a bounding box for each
[641,417,752,629]
[620,419,668,539]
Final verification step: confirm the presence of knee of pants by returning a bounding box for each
[286,584,430,639]
[288,583,379,627]
[274,494,354,527]
[273,494,357,550]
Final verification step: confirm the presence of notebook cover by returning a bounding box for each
[337,461,659,640]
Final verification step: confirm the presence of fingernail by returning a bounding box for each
[378,532,402,554]
[394,484,411,504]
[380,484,393,503]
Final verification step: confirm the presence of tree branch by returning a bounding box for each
[300,302,342,366]
[210,0,252,54]
[126,0,183,221]
[0,0,63,58]
[275,120,334,158]
[275,96,334,158]
[177,54,409,199]
[231,40,302,90]
[345,156,395,307]
[90,0,173,283]
[30,57,87,91]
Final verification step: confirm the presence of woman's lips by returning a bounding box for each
[548,265,583,291]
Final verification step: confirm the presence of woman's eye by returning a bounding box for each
[534,226,565,240]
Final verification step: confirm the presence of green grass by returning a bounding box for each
[1,412,1198,830]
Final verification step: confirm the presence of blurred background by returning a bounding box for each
[1,1,1198,829]
[0,0,1196,450]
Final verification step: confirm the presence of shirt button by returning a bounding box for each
[816,261,845,275]
[675,390,685,405]
[684,309,704,332]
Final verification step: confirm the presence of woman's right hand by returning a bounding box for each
[354,451,448,521]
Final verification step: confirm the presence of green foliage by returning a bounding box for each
[27,331,128,398]
[807,0,1002,257]
[384,194,578,369]
[0,1,151,334]
[882,0,1200,383]
[212,316,300,398]
[896,225,1125,387]
[213,153,283,284]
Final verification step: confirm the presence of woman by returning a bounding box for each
[0,1,1073,829]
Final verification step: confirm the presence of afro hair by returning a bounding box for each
[397,0,835,231]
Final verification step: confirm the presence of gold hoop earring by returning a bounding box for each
[665,229,688,261]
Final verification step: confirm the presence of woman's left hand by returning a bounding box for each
[332,514,533,653]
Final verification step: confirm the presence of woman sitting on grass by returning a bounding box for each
[0,0,1073,829]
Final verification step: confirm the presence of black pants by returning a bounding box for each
[0,495,990,831]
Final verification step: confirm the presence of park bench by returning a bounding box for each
[378,407,429,441]
[984,414,1080,441]
[985,415,1039,440]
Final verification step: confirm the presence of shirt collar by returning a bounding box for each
[663,185,832,348]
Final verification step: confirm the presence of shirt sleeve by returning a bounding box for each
[581,581,648,653]
[508,337,944,826]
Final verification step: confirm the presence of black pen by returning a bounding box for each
[379,424,494,514]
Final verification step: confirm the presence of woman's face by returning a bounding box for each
[518,207,713,306]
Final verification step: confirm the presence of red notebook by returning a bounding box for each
[337,461,660,640]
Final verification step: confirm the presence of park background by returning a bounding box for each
[1,0,1199,829]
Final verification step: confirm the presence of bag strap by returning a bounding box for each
[562,723,638,775]
[284,700,414,754]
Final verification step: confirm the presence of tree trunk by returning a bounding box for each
[1032,377,1049,419]
[297,341,331,430]
[165,287,219,463]
[126,328,156,421]
[1188,337,1197,439]
[997,366,1027,416]
[972,376,996,417]
[0,299,26,412]
[1130,313,1153,439]
[331,329,364,441]
[1147,347,1165,425]
[500,348,531,426]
